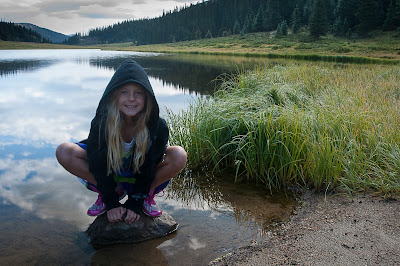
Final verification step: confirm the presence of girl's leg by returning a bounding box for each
[142,146,187,217]
[55,142,97,185]
[57,142,111,216]
[151,146,187,191]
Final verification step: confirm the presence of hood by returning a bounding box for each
[94,59,160,138]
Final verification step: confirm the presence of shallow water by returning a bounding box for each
[0,49,296,265]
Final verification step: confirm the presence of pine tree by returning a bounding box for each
[265,0,281,31]
[335,0,358,29]
[333,16,343,35]
[276,20,288,37]
[302,0,314,25]
[309,0,328,39]
[291,6,302,34]
[276,23,282,37]
[383,0,398,30]
[281,20,289,36]
[242,14,252,34]
[396,0,400,26]
[195,28,202,39]
[253,4,265,32]
[205,29,213,38]
[233,20,241,35]
[356,0,379,34]
[342,18,350,36]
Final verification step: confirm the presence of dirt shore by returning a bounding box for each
[210,189,400,265]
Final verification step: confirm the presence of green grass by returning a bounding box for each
[105,30,400,64]
[167,62,400,197]
[0,40,95,50]
[3,30,400,64]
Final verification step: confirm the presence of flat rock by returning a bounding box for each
[86,211,178,246]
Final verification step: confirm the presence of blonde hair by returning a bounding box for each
[105,85,153,175]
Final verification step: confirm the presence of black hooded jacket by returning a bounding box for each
[85,60,169,214]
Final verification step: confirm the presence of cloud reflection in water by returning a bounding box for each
[0,50,200,229]
[0,49,296,264]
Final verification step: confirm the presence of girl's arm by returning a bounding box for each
[86,118,121,210]
[123,119,169,213]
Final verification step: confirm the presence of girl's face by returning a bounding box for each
[117,83,147,119]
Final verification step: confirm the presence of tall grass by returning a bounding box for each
[167,62,400,197]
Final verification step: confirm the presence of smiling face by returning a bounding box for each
[116,83,147,119]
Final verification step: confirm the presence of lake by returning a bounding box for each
[0,49,295,265]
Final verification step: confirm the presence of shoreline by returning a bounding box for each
[209,189,400,265]
[2,31,400,65]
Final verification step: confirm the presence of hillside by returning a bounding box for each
[66,0,400,46]
[0,21,50,43]
[17,23,69,43]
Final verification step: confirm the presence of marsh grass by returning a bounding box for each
[167,62,400,197]
[0,40,88,49]
[113,31,400,64]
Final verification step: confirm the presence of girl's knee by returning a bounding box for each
[170,146,187,169]
[56,143,72,164]
[56,143,82,165]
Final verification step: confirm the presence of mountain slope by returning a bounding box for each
[17,23,69,43]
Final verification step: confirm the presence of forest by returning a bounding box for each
[0,21,51,43]
[65,0,400,45]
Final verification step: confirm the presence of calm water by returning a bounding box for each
[0,49,295,265]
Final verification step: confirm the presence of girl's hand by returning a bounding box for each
[107,206,126,223]
[125,209,140,224]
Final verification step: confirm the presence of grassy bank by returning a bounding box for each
[100,31,400,64]
[2,31,400,64]
[167,62,400,197]
[0,40,93,50]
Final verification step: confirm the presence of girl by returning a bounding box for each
[56,60,187,224]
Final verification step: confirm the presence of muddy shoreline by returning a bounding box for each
[210,189,400,265]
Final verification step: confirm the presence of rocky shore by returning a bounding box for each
[210,190,400,265]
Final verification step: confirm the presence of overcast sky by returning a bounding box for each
[1,0,199,35]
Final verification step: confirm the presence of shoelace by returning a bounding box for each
[95,194,102,204]
[146,195,156,205]
[149,190,164,204]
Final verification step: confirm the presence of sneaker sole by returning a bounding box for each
[86,191,125,217]
[87,209,106,216]
[142,207,162,218]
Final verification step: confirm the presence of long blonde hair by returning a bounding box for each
[105,85,153,175]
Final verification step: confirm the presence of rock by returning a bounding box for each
[85,211,178,246]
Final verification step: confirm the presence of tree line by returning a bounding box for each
[65,0,400,45]
[0,21,51,43]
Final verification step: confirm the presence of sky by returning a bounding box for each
[1,0,200,35]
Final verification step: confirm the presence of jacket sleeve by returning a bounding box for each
[86,118,121,211]
[123,119,169,213]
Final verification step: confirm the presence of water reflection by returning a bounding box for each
[0,199,93,264]
[91,234,174,265]
[89,56,225,95]
[166,169,295,236]
[0,59,55,77]
[0,49,296,265]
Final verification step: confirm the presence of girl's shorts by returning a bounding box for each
[75,142,169,194]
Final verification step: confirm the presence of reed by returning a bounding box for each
[167,62,400,196]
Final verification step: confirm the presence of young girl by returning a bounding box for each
[56,60,187,224]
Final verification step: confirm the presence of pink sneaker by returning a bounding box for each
[142,189,162,217]
[87,187,126,217]
[87,193,106,216]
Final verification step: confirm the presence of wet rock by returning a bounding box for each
[86,211,178,246]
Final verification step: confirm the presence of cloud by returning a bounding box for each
[0,0,199,34]
[0,155,96,228]
[33,0,123,12]
[0,50,199,146]
[77,4,136,19]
